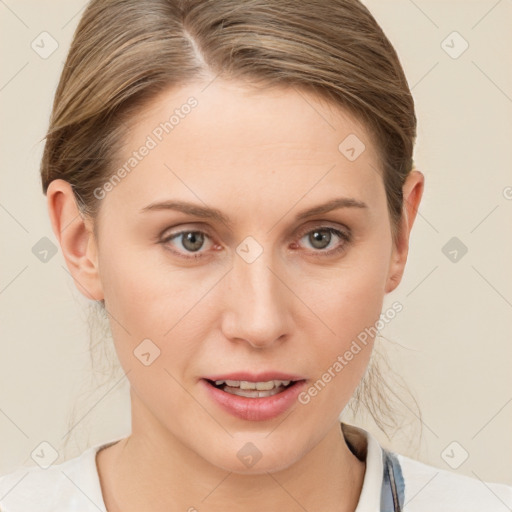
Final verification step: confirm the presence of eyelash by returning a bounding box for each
[159,225,352,261]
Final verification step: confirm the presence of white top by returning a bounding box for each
[0,423,511,511]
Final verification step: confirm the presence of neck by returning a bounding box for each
[97,393,366,512]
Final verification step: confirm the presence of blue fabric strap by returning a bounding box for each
[380,448,405,512]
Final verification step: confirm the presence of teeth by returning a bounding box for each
[224,386,283,398]
[213,379,292,390]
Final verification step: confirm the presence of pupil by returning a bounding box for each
[310,230,330,249]
[184,232,203,251]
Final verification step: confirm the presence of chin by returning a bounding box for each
[199,436,306,475]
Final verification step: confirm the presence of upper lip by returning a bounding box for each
[203,372,305,382]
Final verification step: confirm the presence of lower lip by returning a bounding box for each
[200,379,307,421]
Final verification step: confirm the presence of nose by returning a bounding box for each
[220,251,290,349]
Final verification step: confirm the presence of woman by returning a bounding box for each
[0,0,510,510]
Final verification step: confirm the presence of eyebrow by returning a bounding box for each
[139,196,368,227]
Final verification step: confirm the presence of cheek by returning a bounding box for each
[305,239,390,344]
[96,245,219,439]
[298,236,391,405]
[97,243,218,376]
[297,282,380,417]
[99,241,201,330]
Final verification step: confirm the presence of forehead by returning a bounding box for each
[105,80,384,216]
[128,79,376,154]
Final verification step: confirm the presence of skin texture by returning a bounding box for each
[47,79,424,511]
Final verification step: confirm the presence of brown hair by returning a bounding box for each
[42,0,422,449]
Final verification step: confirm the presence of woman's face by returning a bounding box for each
[81,80,416,473]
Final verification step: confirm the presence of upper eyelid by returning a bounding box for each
[295,222,349,237]
[161,221,349,239]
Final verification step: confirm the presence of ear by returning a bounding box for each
[46,179,104,301]
[385,169,425,294]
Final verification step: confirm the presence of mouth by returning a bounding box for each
[206,378,298,398]
[200,373,307,421]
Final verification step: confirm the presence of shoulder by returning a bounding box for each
[395,452,512,511]
[0,441,112,512]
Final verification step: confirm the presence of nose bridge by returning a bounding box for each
[222,243,288,347]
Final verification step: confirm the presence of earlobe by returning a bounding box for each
[384,170,425,294]
[46,179,104,301]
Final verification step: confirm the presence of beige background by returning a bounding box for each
[1,0,511,490]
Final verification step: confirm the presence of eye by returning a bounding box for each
[160,230,213,259]
[159,224,352,260]
[295,226,351,257]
